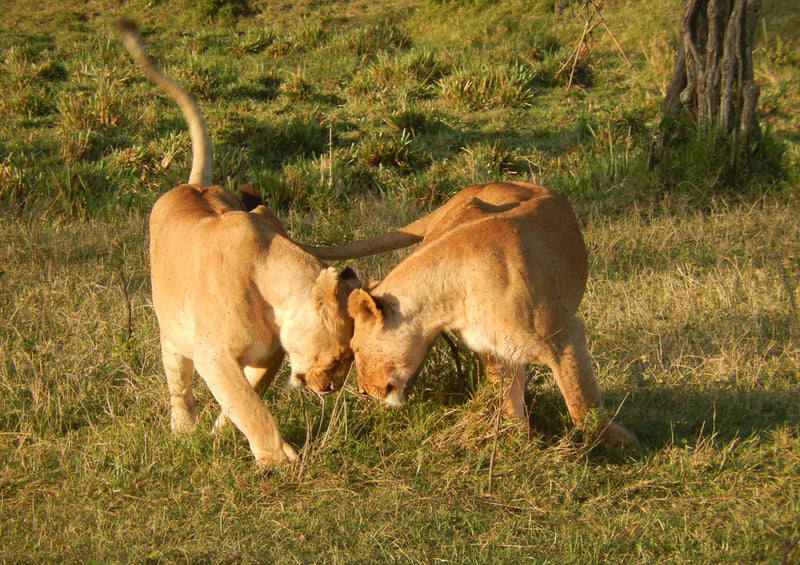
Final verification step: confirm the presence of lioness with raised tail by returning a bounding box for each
[117,19,361,467]
[342,181,639,449]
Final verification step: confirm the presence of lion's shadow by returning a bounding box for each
[601,383,800,449]
[410,343,800,452]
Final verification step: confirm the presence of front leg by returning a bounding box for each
[196,355,297,466]
[213,350,283,434]
[482,353,528,423]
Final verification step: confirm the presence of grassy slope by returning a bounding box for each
[1,0,799,562]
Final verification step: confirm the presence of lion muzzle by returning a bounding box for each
[359,378,405,407]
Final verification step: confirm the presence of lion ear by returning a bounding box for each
[313,267,351,333]
[348,288,383,325]
[314,267,340,301]
[338,266,362,292]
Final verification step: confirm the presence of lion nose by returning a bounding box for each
[294,373,306,386]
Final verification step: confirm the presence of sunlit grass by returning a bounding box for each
[1,0,799,562]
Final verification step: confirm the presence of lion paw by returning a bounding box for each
[212,413,232,434]
[602,422,641,450]
[253,442,299,469]
[283,442,299,463]
[170,413,197,435]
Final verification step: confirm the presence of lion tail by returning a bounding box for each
[299,189,470,260]
[116,18,212,187]
[300,230,423,261]
[299,213,439,260]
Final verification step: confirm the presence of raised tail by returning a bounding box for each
[116,18,212,186]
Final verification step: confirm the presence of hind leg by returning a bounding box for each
[160,334,197,434]
[544,316,639,449]
[482,353,528,423]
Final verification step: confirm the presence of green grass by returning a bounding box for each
[1,0,799,562]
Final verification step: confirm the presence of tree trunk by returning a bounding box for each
[662,0,761,167]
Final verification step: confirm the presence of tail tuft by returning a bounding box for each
[115,18,139,37]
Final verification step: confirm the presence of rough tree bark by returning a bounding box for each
[661,0,761,168]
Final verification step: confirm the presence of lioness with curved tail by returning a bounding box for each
[117,19,361,467]
[345,181,639,449]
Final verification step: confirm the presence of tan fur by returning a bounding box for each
[118,19,360,467]
[347,182,639,449]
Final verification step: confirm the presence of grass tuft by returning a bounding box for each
[437,60,536,110]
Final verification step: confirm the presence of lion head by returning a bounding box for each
[347,288,429,406]
[284,267,360,395]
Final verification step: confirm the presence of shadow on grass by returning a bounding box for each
[522,380,800,455]
[613,383,800,449]
[399,359,800,458]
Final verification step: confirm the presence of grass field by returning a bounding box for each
[1,0,799,562]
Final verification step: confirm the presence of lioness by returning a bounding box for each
[345,181,639,448]
[117,19,361,466]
